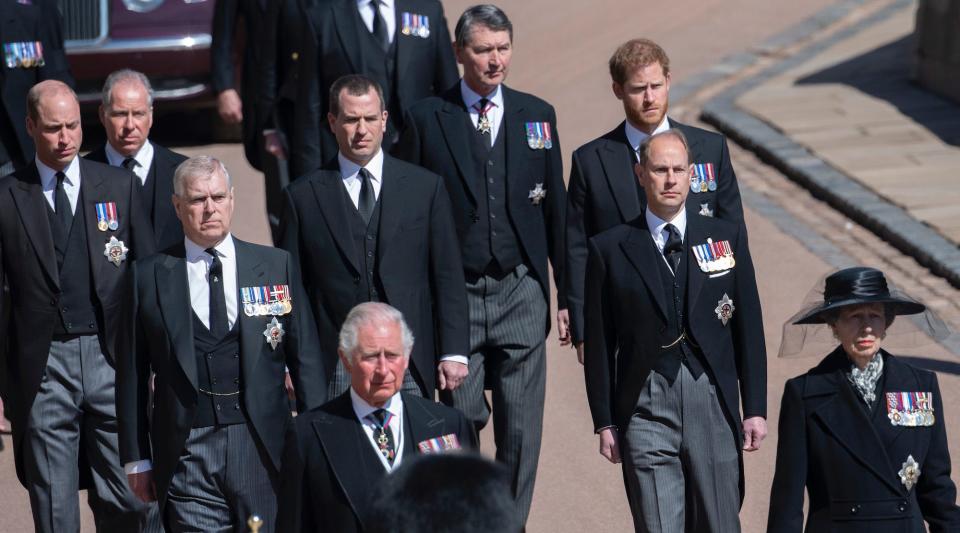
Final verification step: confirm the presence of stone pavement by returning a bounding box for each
[702,0,960,286]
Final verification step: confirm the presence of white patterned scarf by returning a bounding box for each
[847,352,884,407]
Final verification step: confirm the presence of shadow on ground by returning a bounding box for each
[796,35,960,147]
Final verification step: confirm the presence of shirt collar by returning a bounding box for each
[350,387,404,422]
[184,233,235,262]
[358,0,393,9]
[105,139,153,170]
[36,155,80,190]
[460,79,503,112]
[625,116,671,152]
[645,207,686,245]
[338,149,385,184]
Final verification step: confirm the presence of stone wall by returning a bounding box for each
[915,0,960,104]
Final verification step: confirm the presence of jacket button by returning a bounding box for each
[354,276,360,284]
[234,378,239,384]
[215,404,222,411]
[233,403,240,410]
[850,505,859,514]
[50,298,57,305]
[899,502,907,512]
[212,378,218,385]
[61,306,69,312]
[88,323,95,329]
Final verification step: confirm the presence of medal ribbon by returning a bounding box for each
[106,202,118,225]
[96,203,108,225]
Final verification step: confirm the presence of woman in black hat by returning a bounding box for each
[767,266,960,532]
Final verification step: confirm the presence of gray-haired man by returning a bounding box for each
[117,156,325,532]
[85,69,188,251]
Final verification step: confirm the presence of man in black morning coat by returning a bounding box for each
[291,0,458,176]
[279,74,468,399]
[85,69,188,251]
[393,5,566,523]
[565,38,745,363]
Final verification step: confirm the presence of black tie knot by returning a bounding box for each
[55,171,66,187]
[357,168,376,225]
[372,408,388,426]
[122,157,137,170]
[664,224,683,275]
[206,248,223,281]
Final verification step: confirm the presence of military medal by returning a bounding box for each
[525,122,552,150]
[699,203,714,217]
[401,12,430,38]
[691,163,716,194]
[3,41,44,69]
[263,317,284,350]
[886,391,935,427]
[370,411,396,462]
[715,294,734,325]
[477,115,492,135]
[103,236,128,266]
[418,433,462,454]
[528,183,546,205]
[690,174,701,194]
[95,202,119,231]
[242,285,292,317]
[401,12,412,35]
[899,455,920,491]
[692,238,735,273]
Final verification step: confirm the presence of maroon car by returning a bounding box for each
[60,0,215,107]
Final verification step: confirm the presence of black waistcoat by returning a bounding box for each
[47,191,98,336]
[351,9,401,130]
[192,313,244,428]
[652,241,706,383]
[461,120,523,276]
[342,186,385,303]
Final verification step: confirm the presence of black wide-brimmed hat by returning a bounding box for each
[792,267,927,325]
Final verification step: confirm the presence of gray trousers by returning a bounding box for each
[622,365,741,533]
[165,423,278,533]
[22,335,150,533]
[448,264,547,524]
[328,354,423,401]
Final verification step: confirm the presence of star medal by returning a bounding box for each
[477,115,491,135]
[103,236,128,266]
[715,293,734,325]
[263,317,284,350]
[899,455,920,491]
[528,183,546,205]
[699,203,714,217]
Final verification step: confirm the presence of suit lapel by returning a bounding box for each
[332,0,364,73]
[10,165,58,287]
[809,355,904,494]
[599,122,642,221]
[403,395,444,452]
[312,171,361,274]
[393,0,413,84]
[671,120,704,162]
[235,240,267,384]
[502,87,526,200]
[618,218,669,319]
[376,156,405,264]
[872,354,912,450]
[436,90,479,203]
[80,160,108,292]
[155,247,198,391]
[684,215,707,312]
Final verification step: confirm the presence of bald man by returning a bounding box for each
[0,80,155,532]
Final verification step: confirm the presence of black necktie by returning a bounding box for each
[368,409,396,465]
[368,0,390,52]
[357,168,376,226]
[123,157,143,194]
[206,248,228,338]
[664,224,683,275]
[54,171,73,235]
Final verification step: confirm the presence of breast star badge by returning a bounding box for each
[699,203,714,217]
[528,183,546,205]
[103,236,128,267]
[715,293,735,326]
[899,455,920,491]
[263,317,285,350]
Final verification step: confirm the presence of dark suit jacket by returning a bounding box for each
[258,0,316,137]
[292,0,458,177]
[0,0,72,170]
[584,213,765,440]
[277,391,478,532]
[768,350,960,532]
[211,0,269,170]
[394,83,567,318]
[116,238,326,510]
[84,143,188,251]
[0,159,154,485]
[565,119,744,343]
[278,154,468,395]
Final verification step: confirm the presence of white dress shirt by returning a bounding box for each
[339,149,384,207]
[461,79,504,144]
[357,0,395,43]
[351,388,406,472]
[645,207,687,270]
[625,116,671,162]
[125,233,240,475]
[37,156,80,213]
[105,139,154,186]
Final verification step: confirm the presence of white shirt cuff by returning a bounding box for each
[123,460,153,475]
[439,355,468,366]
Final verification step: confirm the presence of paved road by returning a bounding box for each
[9,1,960,532]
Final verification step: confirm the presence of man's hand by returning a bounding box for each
[575,342,585,365]
[284,371,295,403]
[0,397,9,433]
[437,361,468,391]
[742,416,767,452]
[217,89,243,124]
[598,427,621,464]
[557,309,571,346]
[263,130,287,160]
[127,471,157,503]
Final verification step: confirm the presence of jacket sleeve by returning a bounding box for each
[285,249,326,411]
[714,135,745,224]
[428,176,469,359]
[917,373,960,532]
[210,0,239,93]
[277,420,312,532]
[290,15,325,178]
[564,149,589,343]
[731,223,766,419]
[116,262,152,465]
[543,105,567,309]
[37,0,73,86]
[766,378,807,533]
[583,238,616,431]
[431,4,458,94]
[392,108,424,165]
